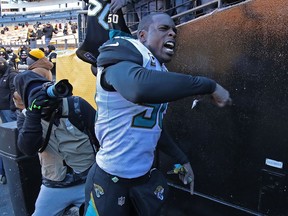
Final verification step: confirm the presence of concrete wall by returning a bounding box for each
[161,0,288,215]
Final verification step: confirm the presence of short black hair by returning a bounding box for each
[39,47,45,53]
[137,12,170,32]
[47,45,56,51]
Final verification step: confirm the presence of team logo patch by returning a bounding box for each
[93,184,104,198]
[112,176,119,183]
[83,52,97,62]
[118,196,126,206]
[154,185,165,200]
[104,42,119,47]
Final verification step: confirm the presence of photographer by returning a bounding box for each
[14,71,98,216]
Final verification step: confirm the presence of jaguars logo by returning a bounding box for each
[154,185,165,200]
[93,184,104,198]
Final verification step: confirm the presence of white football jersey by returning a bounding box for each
[95,38,168,178]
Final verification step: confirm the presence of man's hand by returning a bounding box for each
[179,162,194,195]
[110,0,128,13]
[13,91,25,110]
[211,83,232,107]
[28,88,49,112]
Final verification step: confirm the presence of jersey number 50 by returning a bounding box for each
[88,0,119,30]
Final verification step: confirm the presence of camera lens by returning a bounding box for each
[46,79,73,98]
[56,85,66,94]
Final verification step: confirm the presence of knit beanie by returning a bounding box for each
[28,49,45,61]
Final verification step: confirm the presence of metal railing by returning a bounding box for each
[124,0,246,30]
[0,34,78,50]
[0,0,246,49]
[0,9,79,25]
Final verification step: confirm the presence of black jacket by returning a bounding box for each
[42,25,57,39]
[14,70,48,108]
[0,66,18,110]
[14,71,97,156]
[17,96,96,156]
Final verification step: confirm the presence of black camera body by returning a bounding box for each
[45,79,73,98]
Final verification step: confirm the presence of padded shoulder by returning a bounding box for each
[97,37,144,67]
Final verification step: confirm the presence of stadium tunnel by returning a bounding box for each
[58,0,288,215]
[0,0,287,215]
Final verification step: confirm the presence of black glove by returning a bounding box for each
[27,87,49,113]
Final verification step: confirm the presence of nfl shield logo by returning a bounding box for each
[118,196,125,206]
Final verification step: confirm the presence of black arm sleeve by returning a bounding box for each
[104,61,217,104]
[157,126,189,164]
[17,111,43,156]
[9,71,17,111]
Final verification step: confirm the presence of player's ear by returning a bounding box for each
[138,30,147,43]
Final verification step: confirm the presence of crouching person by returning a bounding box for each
[13,70,98,216]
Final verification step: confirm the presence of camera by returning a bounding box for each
[45,79,73,98]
